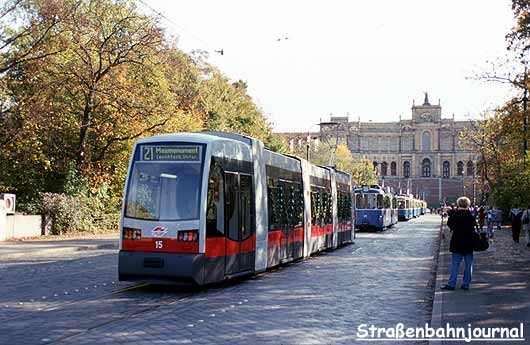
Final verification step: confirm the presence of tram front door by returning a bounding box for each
[224,172,254,276]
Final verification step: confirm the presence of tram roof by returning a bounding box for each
[353,187,385,194]
[135,132,253,145]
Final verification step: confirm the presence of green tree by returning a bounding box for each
[0,0,285,219]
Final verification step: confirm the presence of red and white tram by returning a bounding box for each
[119,132,354,285]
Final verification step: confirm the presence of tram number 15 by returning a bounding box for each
[155,240,163,249]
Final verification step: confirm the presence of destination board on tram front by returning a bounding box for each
[141,145,201,162]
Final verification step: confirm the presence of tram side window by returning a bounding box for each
[311,188,322,224]
[225,173,239,241]
[377,194,384,209]
[294,184,304,226]
[240,174,253,239]
[324,191,332,223]
[384,195,391,209]
[367,194,378,209]
[206,163,224,237]
[337,194,343,220]
[267,178,281,230]
[276,183,287,227]
[322,192,328,223]
[355,194,365,209]
[310,191,316,223]
[341,193,349,220]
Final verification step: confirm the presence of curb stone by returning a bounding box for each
[0,243,118,260]
[429,219,445,345]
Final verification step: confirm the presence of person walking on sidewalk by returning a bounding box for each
[495,207,502,232]
[522,205,530,247]
[487,207,496,239]
[441,196,476,291]
[509,206,523,243]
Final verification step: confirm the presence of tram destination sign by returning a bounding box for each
[141,145,202,162]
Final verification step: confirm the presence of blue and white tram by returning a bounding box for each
[410,197,419,218]
[390,194,399,225]
[397,195,413,221]
[118,132,354,285]
[353,186,393,230]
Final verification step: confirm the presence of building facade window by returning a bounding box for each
[390,161,397,176]
[422,158,431,177]
[381,162,388,176]
[467,161,474,176]
[457,161,464,176]
[442,161,450,178]
[422,131,431,151]
[403,161,411,178]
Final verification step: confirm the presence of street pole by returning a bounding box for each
[306,140,310,162]
[472,168,476,206]
[462,171,465,196]
[318,121,340,167]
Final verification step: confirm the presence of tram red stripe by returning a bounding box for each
[309,223,334,237]
[122,238,198,253]
[206,238,225,257]
[293,227,304,242]
[240,234,256,253]
[268,230,282,247]
[205,235,256,257]
[267,228,305,248]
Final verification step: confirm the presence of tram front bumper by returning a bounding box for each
[118,250,205,285]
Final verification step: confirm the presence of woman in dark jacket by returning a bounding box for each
[441,196,476,291]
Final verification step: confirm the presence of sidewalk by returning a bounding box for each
[431,224,530,344]
[0,233,119,260]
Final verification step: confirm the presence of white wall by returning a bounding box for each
[0,200,6,241]
[5,214,42,240]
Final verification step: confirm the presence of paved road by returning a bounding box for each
[0,215,441,345]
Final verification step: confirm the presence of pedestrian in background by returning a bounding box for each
[509,206,523,243]
[522,205,530,247]
[495,207,502,232]
[487,207,496,239]
[441,196,476,291]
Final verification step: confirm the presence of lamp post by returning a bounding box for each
[472,166,476,205]
[461,167,466,196]
[306,124,320,162]
[318,121,341,166]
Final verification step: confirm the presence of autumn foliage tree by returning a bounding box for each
[0,0,282,230]
[464,0,530,212]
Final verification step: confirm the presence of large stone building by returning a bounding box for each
[284,93,481,207]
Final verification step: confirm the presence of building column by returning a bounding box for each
[438,176,442,205]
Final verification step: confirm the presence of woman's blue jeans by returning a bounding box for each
[448,253,473,288]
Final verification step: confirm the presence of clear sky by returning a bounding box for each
[144,0,516,132]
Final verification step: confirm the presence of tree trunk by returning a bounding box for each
[77,88,95,171]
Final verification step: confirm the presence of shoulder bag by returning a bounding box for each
[473,231,489,252]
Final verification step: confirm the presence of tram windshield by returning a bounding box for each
[355,193,384,209]
[124,144,204,221]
